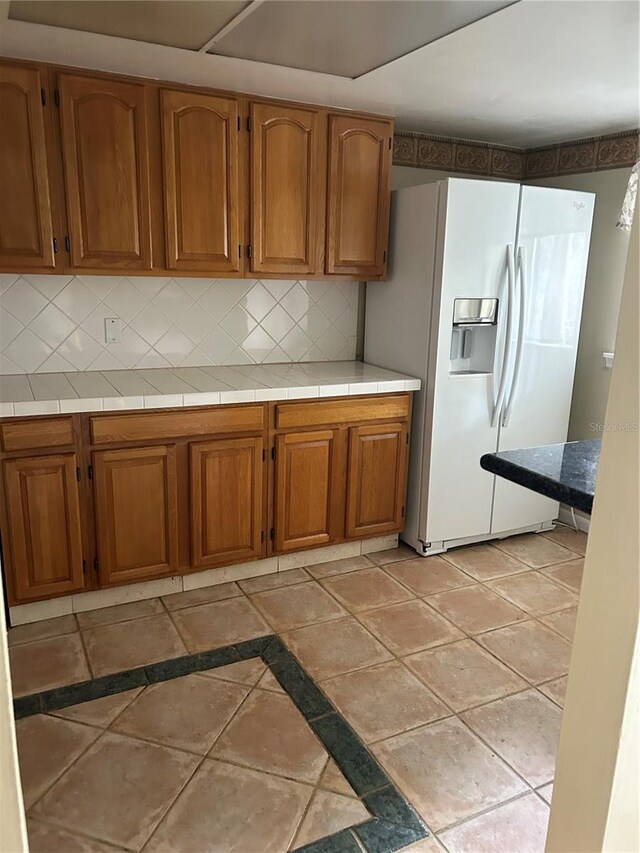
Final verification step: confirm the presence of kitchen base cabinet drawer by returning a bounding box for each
[3,453,85,601]
[93,445,179,586]
[275,394,410,430]
[90,406,265,444]
[1,417,75,452]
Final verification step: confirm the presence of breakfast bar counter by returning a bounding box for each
[480,439,600,515]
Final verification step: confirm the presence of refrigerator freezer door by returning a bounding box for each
[491,185,595,534]
[422,178,521,545]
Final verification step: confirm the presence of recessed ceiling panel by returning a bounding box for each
[8,1,250,50]
[208,0,516,78]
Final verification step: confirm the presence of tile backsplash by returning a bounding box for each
[0,275,359,374]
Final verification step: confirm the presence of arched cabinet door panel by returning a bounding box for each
[0,64,56,270]
[326,114,393,277]
[58,73,152,270]
[250,101,321,275]
[162,89,241,272]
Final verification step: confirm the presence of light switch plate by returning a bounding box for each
[105,318,121,344]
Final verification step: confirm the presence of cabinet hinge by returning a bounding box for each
[40,88,46,106]
[406,433,409,445]
[53,89,60,107]
[262,448,266,462]
[247,116,251,132]
[238,244,242,258]
[76,467,81,481]
[52,237,58,254]
[247,245,252,259]
[270,528,275,541]
[82,559,87,575]
[93,557,99,574]
[388,137,392,150]
[271,446,275,461]
[87,465,93,480]
[64,236,71,253]
[237,115,241,131]
[401,506,405,518]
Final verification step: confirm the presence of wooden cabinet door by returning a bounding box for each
[326,114,392,276]
[0,64,56,270]
[161,89,241,273]
[190,437,264,568]
[274,429,340,552]
[58,73,152,270]
[3,454,84,602]
[346,422,407,538]
[250,101,321,275]
[93,445,178,585]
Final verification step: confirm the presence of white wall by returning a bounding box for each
[530,168,633,440]
[0,556,28,852]
[546,210,639,852]
[392,165,475,189]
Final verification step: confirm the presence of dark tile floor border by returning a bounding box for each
[13,633,429,853]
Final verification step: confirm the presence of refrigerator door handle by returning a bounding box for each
[502,245,527,427]
[491,244,516,427]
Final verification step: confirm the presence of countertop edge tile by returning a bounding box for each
[0,362,421,417]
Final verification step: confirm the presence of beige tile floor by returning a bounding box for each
[9,527,587,853]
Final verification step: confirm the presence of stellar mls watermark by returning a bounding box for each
[589,422,639,433]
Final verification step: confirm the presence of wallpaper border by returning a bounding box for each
[393,128,639,180]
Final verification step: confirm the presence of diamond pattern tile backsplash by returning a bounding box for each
[0,275,359,374]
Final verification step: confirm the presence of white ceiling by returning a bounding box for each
[8,1,250,50]
[1,0,638,147]
[207,1,515,79]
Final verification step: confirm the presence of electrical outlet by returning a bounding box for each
[105,318,121,344]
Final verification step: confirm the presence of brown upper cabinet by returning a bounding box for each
[0,64,56,270]
[161,88,241,273]
[0,59,393,279]
[250,101,322,275]
[57,72,153,270]
[326,114,393,277]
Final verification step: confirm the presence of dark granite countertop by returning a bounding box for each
[480,439,600,515]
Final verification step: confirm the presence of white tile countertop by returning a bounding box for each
[0,362,421,417]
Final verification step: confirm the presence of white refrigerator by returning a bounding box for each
[365,178,595,556]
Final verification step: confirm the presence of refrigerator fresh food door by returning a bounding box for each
[491,185,595,534]
[422,178,521,545]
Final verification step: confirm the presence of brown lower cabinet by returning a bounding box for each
[0,394,411,605]
[2,453,84,602]
[190,437,264,568]
[346,422,408,538]
[274,429,342,553]
[92,445,179,587]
